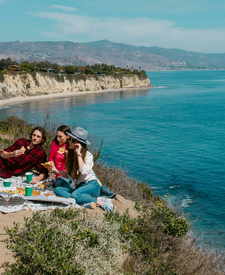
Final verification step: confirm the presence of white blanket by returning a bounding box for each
[0,175,110,214]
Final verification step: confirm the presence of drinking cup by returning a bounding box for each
[25,185,33,196]
[25,172,33,183]
[3,179,11,187]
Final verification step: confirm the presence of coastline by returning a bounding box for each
[0,86,150,108]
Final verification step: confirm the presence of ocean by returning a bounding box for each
[0,70,225,247]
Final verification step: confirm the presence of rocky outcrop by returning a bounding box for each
[0,73,150,100]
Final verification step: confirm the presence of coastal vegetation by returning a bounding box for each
[0,58,150,101]
[0,115,224,274]
[0,58,146,84]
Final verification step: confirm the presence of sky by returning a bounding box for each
[1,0,225,53]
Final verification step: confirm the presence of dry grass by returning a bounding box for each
[94,162,225,274]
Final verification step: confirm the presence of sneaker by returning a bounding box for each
[102,201,114,212]
[100,186,117,198]
[83,202,96,210]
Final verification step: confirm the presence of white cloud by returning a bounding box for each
[51,5,78,12]
[30,11,225,53]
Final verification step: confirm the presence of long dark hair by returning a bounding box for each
[66,142,87,179]
[53,125,71,145]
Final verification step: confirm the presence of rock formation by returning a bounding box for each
[0,73,150,100]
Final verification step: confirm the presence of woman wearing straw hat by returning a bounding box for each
[50,126,113,211]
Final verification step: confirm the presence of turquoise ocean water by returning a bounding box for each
[0,70,225,247]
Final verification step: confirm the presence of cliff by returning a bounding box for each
[0,72,150,100]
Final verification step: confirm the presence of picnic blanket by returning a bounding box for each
[0,174,113,214]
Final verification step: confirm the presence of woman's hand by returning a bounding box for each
[29,177,39,184]
[49,163,58,174]
[0,149,4,157]
[75,143,82,155]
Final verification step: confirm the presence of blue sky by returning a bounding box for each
[1,0,225,53]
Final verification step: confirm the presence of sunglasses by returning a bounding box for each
[68,137,77,143]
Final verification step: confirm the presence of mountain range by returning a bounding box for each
[0,40,225,71]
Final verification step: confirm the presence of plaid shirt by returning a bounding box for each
[0,138,47,179]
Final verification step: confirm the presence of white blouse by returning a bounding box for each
[69,151,97,188]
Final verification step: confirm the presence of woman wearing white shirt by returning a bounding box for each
[51,127,113,211]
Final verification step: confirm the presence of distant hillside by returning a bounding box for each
[0,40,225,71]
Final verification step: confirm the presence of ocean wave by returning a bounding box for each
[181,196,195,208]
[0,106,10,109]
[169,185,180,189]
[153,85,167,89]
[151,186,161,190]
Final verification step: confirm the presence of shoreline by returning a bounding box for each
[0,86,151,108]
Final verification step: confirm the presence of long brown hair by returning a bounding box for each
[66,142,87,179]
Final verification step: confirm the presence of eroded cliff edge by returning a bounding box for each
[0,73,151,100]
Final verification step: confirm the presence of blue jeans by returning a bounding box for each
[54,180,100,205]
[54,177,71,189]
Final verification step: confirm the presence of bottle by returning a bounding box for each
[47,172,55,186]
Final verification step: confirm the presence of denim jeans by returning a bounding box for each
[54,180,100,205]
[54,177,71,189]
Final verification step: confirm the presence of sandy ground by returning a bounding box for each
[0,87,150,109]
[0,194,138,274]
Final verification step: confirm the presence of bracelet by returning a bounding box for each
[77,153,82,158]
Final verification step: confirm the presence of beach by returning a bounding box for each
[0,87,150,109]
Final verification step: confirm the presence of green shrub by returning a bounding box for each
[0,116,33,138]
[150,205,189,237]
[26,83,30,89]
[84,67,95,74]
[0,137,10,144]
[137,181,153,199]
[0,70,5,82]
[2,86,7,94]
[105,206,178,274]
[4,208,125,275]
[120,79,122,88]
[53,74,65,83]
[66,74,87,84]
[30,71,39,86]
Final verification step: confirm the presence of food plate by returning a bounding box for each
[0,187,41,196]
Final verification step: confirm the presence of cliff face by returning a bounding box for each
[0,73,150,100]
